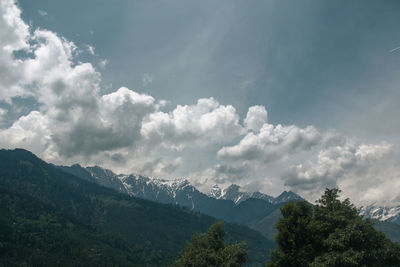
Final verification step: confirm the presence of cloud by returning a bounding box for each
[0,108,7,118]
[142,73,153,87]
[0,111,53,158]
[99,59,108,69]
[0,1,153,159]
[218,122,321,163]
[0,0,30,102]
[141,97,244,150]
[38,9,48,17]
[1,0,400,205]
[244,105,268,132]
[0,2,244,164]
[389,46,400,53]
[138,157,182,177]
[282,142,396,204]
[86,44,95,55]
[210,163,252,184]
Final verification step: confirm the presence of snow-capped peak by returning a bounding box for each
[209,184,222,198]
[361,204,400,223]
[274,191,303,204]
[156,177,191,189]
[211,184,302,205]
[219,184,250,204]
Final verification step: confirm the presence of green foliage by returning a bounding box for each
[174,221,247,267]
[0,185,139,266]
[267,201,314,267]
[267,188,400,267]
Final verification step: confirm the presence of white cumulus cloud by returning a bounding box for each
[282,142,397,204]
[244,105,268,132]
[218,122,321,163]
[141,97,244,150]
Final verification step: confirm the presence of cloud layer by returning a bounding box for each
[1,0,399,205]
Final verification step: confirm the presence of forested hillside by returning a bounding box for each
[0,149,274,266]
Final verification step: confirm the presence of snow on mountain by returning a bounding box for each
[117,173,197,206]
[361,205,400,224]
[220,184,252,204]
[58,164,207,211]
[86,166,128,194]
[209,184,222,199]
[210,184,297,205]
[251,191,276,204]
[274,191,304,204]
[59,164,304,212]
[57,163,317,230]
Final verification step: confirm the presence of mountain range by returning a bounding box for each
[57,164,304,228]
[0,149,274,266]
[57,163,400,240]
[362,204,400,225]
[1,148,399,265]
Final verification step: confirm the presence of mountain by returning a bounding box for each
[1,149,274,266]
[359,205,400,247]
[210,184,303,205]
[57,163,400,246]
[274,190,304,203]
[362,204,400,225]
[59,164,303,212]
[58,165,239,220]
[58,164,306,235]
[57,164,129,194]
[373,220,400,244]
[212,184,275,204]
[249,208,282,241]
[56,164,309,250]
[224,198,276,225]
[210,184,223,198]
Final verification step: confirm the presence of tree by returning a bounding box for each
[174,221,247,267]
[267,188,400,267]
[267,201,315,267]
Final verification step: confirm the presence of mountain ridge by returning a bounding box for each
[1,148,274,265]
[57,163,400,236]
[362,204,400,225]
[58,164,303,207]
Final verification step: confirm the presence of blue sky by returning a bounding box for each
[1,0,400,204]
[18,0,400,133]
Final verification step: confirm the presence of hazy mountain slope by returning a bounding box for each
[58,164,238,219]
[224,198,276,225]
[58,164,303,222]
[360,205,400,242]
[0,149,274,265]
[249,208,282,241]
[57,163,400,247]
[373,220,400,244]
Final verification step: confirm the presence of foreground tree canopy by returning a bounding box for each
[174,221,247,267]
[267,188,400,267]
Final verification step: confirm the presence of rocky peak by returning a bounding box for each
[209,184,222,198]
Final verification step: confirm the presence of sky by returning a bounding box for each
[1,0,400,205]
